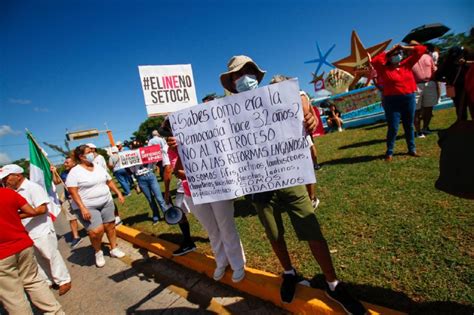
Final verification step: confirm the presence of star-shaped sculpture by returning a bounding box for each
[333,31,391,76]
[305,42,336,76]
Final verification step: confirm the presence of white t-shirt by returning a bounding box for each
[66,165,112,208]
[93,154,107,170]
[108,154,121,172]
[17,178,54,240]
[148,136,170,166]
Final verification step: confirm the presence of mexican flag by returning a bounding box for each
[27,131,62,221]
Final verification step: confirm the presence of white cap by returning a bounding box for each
[116,141,123,146]
[85,143,97,149]
[111,146,119,153]
[0,164,24,180]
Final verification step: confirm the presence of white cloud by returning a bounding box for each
[0,153,12,165]
[9,98,32,105]
[0,125,21,137]
[33,107,49,112]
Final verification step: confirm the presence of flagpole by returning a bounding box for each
[25,128,67,186]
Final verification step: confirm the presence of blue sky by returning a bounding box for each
[1,0,472,165]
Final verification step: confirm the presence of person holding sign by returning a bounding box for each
[219,55,367,314]
[66,145,126,267]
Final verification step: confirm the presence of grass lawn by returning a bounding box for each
[117,107,473,314]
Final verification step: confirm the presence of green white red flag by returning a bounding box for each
[27,131,62,220]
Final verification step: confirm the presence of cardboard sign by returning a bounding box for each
[169,79,316,204]
[138,64,198,116]
[118,145,162,169]
[316,86,381,114]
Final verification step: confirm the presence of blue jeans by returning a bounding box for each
[383,93,416,156]
[113,169,131,195]
[137,172,167,220]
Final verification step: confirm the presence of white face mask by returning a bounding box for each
[390,53,403,64]
[235,75,258,92]
[85,153,95,163]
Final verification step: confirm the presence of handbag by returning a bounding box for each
[445,66,463,98]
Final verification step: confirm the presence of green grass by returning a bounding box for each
[117,108,473,314]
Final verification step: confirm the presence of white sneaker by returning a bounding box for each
[232,267,245,283]
[95,250,105,268]
[312,198,320,209]
[115,216,122,226]
[110,247,125,258]
[338,127,343,132]
[213,265,227,281]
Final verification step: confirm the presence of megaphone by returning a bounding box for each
[164,205,184,225]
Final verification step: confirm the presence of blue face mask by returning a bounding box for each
[85,153,95,163]
[390,53,403,64]
[235,75,258,92]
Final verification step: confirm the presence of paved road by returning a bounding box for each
[48,213,286,314]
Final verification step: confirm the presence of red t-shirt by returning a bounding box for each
[371,45,427,96]
[0,188,34,259]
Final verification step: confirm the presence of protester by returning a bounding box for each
[371,43,426,161]
[218,55,366,313]
[66,145,126,267]
[411,41,439,138]
[129,163,168,224]
[148,130,168,180]
[86,143,107,170]
[436,45,474,121]
[160,118,197,256]
[0,164,72,296]
[0,187,65,315]
[108,144,132,196]
[51,157,82,248]
[165,70,249,282]
[325,103,344,132]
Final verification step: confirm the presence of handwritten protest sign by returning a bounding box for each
[169,79,316,204]
[117,145,163,169]
[139,64,198,116]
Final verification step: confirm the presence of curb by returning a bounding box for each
[116,225,406,315]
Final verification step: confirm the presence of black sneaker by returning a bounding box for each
[325,282,367,315]
[314,163,322,171]
[172,243,196,256]
[280,269,299,304]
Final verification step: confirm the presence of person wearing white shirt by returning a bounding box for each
[67,145,126,268]
[0,164,72,296]
[148,130,170,180]
[86,143,107,170]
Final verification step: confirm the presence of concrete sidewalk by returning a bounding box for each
[51,214,286,314]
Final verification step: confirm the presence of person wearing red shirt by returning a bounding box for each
[371,44,426,161]
[0,187,64,314]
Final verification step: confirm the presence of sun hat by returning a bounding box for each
[220,55,266,93]
[0,164,24,180]
[116,141,123,146]
[85,143,97,149]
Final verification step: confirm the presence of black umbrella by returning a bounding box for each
[402,23,450,43]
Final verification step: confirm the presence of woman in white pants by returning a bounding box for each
[164,121,246,283]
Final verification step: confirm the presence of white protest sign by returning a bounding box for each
[117,145,163,169]
[169,79,316,205]
[138,64,198,116]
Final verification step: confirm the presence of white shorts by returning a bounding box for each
[416,81,438,110]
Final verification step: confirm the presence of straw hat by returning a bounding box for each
[220,55,266,93]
